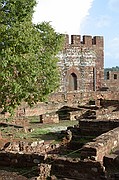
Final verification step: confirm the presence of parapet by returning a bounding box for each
[64,34,104,48]
[71,35,81,46]
[92,36,104,47]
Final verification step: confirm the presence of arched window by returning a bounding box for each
[69,73,77,91]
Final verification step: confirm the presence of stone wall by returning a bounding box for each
[0,151,106,179]
[16,91,119,119]
[0,151,45,167]
[105,71,119,91]
[0,140,60,157]
[97,99,119,120]
[78,119,119,136]
[0,120,119,179]
[58,34,104,92]
[49,156,106,180]
[40,112,59,123]
[80,127,119,162]
[1,91,119,121]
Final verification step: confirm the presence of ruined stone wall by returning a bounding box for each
[105,71,119,91]
[57,34,104,92]
[1,91,119,121]
[50,157,105,180]
[80,127,119,162]
[1,140,60,155]
[0,151,45,167]
[97,99,119,120]
[0,148,106,180]
[78,119,119,136]
[40,112,59,123]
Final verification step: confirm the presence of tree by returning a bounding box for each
[0,0,64,114]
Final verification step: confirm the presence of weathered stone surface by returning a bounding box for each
[78,119,119,136]
[57,35,104,92]
[50,157,106,180]
[80,127,119,162]
[105,71,119,91]
[37,163,51,180]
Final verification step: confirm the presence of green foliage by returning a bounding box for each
[105,66,119,71]
[0,0,64,114]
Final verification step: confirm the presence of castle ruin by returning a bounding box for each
[0,34,119,180]
[58,34,104,92]
[1,34,119,121]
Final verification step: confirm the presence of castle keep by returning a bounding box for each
[57,34,104,92]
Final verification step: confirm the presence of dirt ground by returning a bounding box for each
[0,170,28,180]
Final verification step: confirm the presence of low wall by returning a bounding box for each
[0,152,106,179]
[1,91,119,120]
[0,151,45,167]
[80,127,119,162]
[49,157,106,180]
[0,140,60,156]
[78,119,119,136]
[40,112,59,123]
[0,140,61,168]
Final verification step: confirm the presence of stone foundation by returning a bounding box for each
[49,157,106,180]
[80,127,119,162]
[78,119,119,136]
[40,112,59,124]
[0,120,119,179]
[1,91,119,122]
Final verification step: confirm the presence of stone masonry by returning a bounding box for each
[105,71,119,91]
[1,34,119,123]
[57,34,104,92]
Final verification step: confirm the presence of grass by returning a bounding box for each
[0,118,96,145]
[28,119,78,142]
[29,116,78,127]
[0,117,96,147]
[0,117,78,142]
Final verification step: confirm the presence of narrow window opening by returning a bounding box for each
[107,71,109,80]
[114,74,117,79]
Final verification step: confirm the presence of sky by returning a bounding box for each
[33,0,119,68]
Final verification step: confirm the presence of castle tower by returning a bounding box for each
[57,34,104,92]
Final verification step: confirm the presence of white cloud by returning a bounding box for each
[33,0,94,34]
[108,0,119,13]
[96,15,111,28]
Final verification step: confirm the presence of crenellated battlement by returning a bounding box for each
[64,34,104,48]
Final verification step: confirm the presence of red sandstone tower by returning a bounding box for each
[57,34,104,92]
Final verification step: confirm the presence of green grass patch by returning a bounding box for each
[0,117,78,141]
